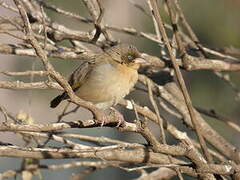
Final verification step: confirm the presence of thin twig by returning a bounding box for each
[146,78,184,180]
[160,0,213,163]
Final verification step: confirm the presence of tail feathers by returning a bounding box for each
[50,93,66,108]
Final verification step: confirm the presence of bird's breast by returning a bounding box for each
[75,63,138,104]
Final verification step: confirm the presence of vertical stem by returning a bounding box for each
[149,0,213,163]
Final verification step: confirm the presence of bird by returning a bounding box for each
[50,44,146,121]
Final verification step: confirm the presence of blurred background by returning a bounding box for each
[0,0,240,179]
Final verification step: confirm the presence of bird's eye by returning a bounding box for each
[127,55,134,61]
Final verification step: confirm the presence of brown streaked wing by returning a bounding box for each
[68,60,95,91]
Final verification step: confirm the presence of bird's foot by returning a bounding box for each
[93,108,125,127]
[109,107,125,127]
[92,109,109,127]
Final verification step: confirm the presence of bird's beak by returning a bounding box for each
[133,58,147,64]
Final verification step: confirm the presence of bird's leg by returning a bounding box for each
[97,112,109,127]
[109,107,125,127]
[99,114,108,127]
[92,107,125,127]
[91,107,109,127]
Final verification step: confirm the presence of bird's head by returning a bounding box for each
[105,44,147,70]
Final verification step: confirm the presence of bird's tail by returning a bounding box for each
[50,93,67,108]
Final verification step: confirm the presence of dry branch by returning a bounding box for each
[0,0,239,179]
